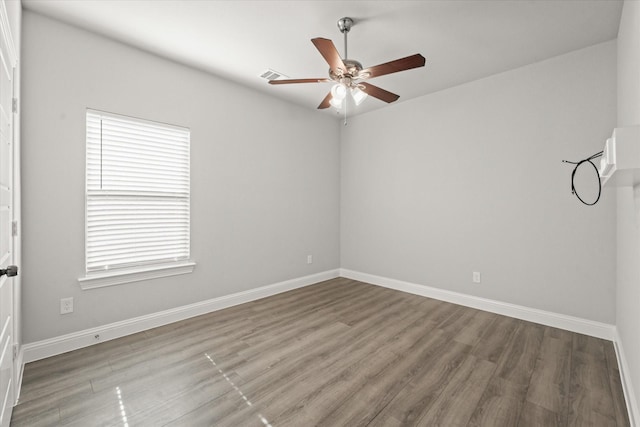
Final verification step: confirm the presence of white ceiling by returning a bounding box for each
[22,0,623,118]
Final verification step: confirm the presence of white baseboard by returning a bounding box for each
[339,269,616,341]
[614,329,639,427]
[23,269,340,363]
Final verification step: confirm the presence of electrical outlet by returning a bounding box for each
[307,255,313,264]
[60,297,74,314]
[473,272,481,284]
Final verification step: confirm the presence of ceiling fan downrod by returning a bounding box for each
[337,17,353,126]
[337,17,353,61]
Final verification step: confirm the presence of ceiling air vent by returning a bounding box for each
[260,69,289,81]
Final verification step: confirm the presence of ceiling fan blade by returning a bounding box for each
[361,54,426,79]
[317,92,332,109]
[359,82,400,103]
[311,38,346,73]
[269,78,330,85]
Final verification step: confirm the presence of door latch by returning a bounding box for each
[0,265,18,277]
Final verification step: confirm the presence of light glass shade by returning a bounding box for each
[331,83,347,101]
[330,97,343,109]
[351,87,368,106]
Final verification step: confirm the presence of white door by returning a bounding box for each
[0,3,16,425]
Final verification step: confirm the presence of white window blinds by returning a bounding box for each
[86,110,190,273]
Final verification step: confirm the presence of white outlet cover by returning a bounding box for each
[60,297,74,314]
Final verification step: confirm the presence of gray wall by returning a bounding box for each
[21,11,340,343]
[616,0,640,418]
[21,9,621,348]
[341,41,617,323]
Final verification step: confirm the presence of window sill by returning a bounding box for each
[78,261,196,290]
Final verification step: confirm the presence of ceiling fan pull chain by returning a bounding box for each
[344,98,348,126]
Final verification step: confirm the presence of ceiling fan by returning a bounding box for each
[269,17,426,112]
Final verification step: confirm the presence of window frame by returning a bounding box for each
[79,109,195,290]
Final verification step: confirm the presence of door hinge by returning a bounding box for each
[11,220,17,237]
[12,344,17,361]
[12,98,17,113]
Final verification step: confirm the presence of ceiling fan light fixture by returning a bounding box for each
[351,86,368,106]
[268,16,426,116]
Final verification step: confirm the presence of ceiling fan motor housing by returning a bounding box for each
[329,59,364,85]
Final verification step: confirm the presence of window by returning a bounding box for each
[79,110,194,289]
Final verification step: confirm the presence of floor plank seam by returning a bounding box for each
[564,335,573,427]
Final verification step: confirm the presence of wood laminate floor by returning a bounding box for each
[11,278,630,426]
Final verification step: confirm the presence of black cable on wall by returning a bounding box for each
[562,151,603,206]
